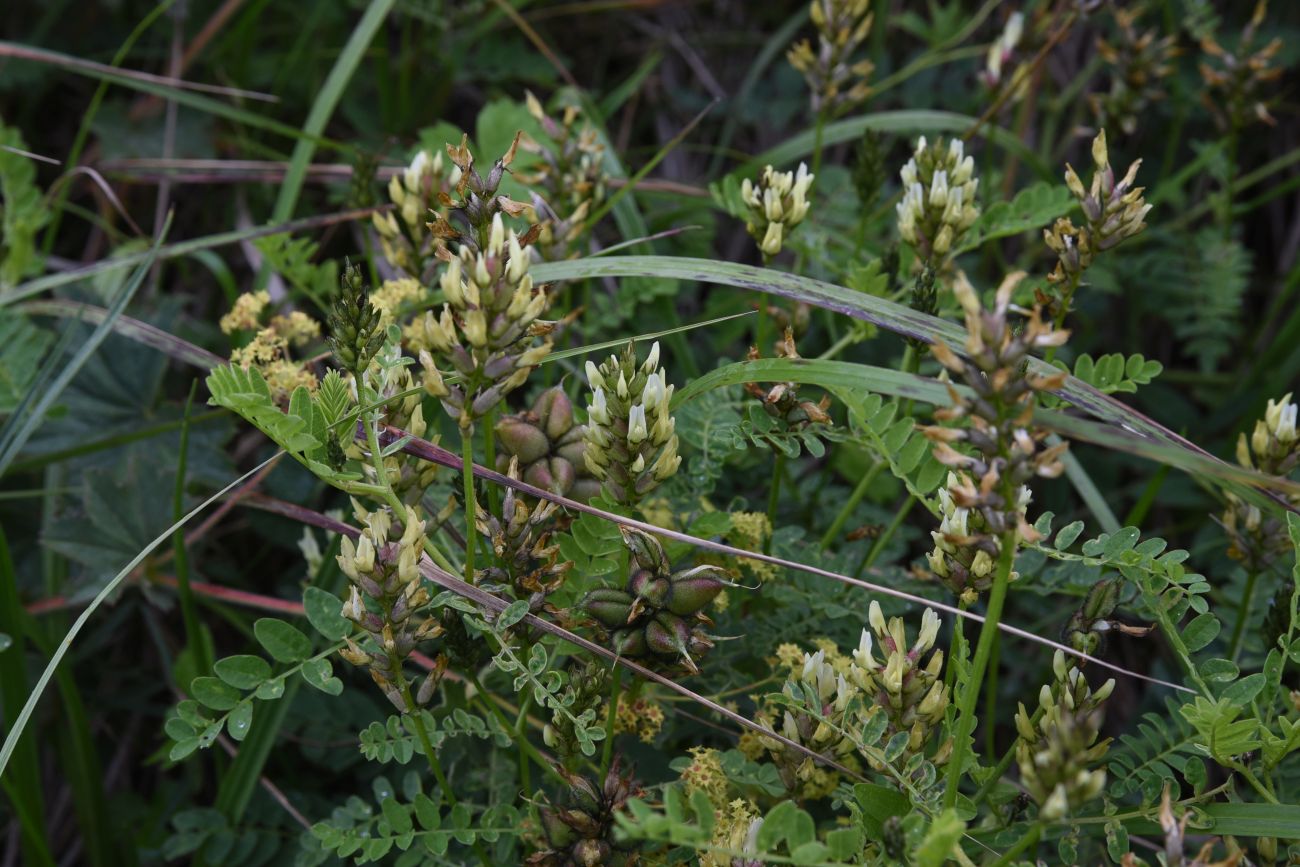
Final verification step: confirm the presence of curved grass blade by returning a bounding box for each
[17,300,225,369]
[3,207,383,305]
[736,110,1050,180]
[0,454,280,777]
[269,0,395,224]
[0,216,170,476]
[532,256,1300,503]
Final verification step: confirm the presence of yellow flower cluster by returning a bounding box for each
[700,800,762,867]
[219,290,269,334]
[613,695,665,743]
[679,747,729,809]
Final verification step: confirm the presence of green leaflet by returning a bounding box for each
[204,364,360,486]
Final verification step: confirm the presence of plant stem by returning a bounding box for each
[1228,569,1258,664]
[989,823,1042,867]
[853,494,915,579]
[398,676,492,867]
[469,674,564,786]
[601,665,624,777]
[764,453,785,553]
[943,529,1017,809]
[460,427,477,584]
[483,409,499,517]
[811,109,827,180]
[1234,763,1279,804]
[819,461,883,549]
[984,632,1000,758]
[173,381,211,676]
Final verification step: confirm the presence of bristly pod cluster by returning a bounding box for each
[921,273,1069,603]
[527,759,643,867]
[895,136,980,263]
[848,602,951,773]
[740,163,815,259]
[1044,129,1150,293]
[541,660,609,761]
[519,92,607,261]
[495,385,599,500]
[1014,651,1115,820]
[787,0,874,118]
[327,261,387,378]
[583,341,682,507]
[373,149,455,278]
[410,213,553,431]
[475,456,571,606]
[581,527,727,673]
[1221,393,1299,570]
[336,502,446,712]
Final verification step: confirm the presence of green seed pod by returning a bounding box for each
[645,613,690,656]
[612,627,647,656]
[583,588,635,627]
[495,416,551,464]
[666,566,727,615]
[628,569,671,609]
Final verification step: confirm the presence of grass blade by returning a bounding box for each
[533,256,1300,503]
[0,527,53,866]
[0,215,170,475]
[0,454,280,777]
[3,207,382,305]
[269,0,395,224]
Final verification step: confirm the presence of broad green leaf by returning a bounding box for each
[253,619,312,664]
[213,655,273,690]
[190,676,240,711]
[303,587,351,641]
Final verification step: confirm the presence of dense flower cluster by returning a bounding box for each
[1015,651,1114,820]
[921,274,1068,601]
[1090,6,1177,135]
[895,136,980,261]
[740,163,815,259]
[372,149,454,277]
[757,605,950,795]
[848,602,951,770]
[519,92,607,260]
[583,341,682,507]
[1222,393,1300,570]
[337,502,445,712]
[787,0,874,117]
[411,213,552,430]
[1045,129,1150,287]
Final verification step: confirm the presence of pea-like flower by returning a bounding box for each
[409,213,552,431]
[1014,651,1114,820]
[582,341,682,507]
[740,163,815,259]
[896,136,980,261]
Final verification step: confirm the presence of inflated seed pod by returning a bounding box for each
[612,628,647,656]
[665,566,728,616]
[628,569,671,608]
[645,613,691,656]
[583,588,635,628]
